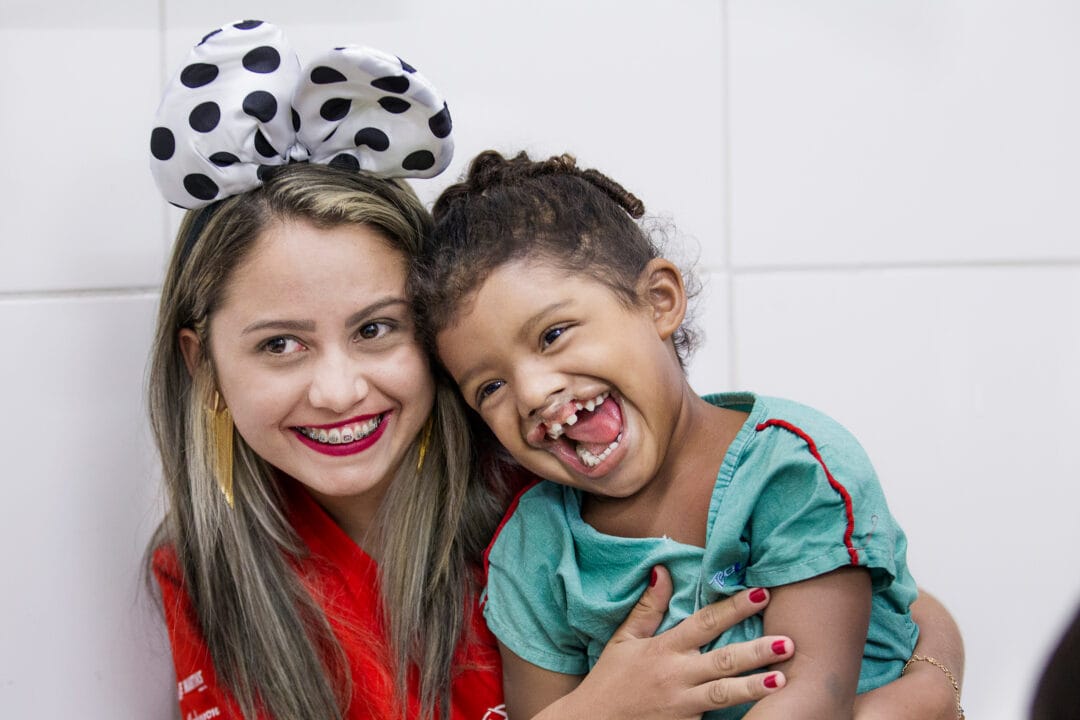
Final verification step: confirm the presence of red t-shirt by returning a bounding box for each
[153,481,506,720]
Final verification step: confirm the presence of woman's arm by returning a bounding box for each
[521,566,794,720]
[743,567,872,720]
[853,588,965,720]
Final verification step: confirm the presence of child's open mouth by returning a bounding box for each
[543,392,624,470]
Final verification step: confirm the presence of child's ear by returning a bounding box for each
[178,328,204,377]
[638,259,687,341]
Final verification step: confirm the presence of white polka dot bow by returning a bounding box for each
[150,20,454,209]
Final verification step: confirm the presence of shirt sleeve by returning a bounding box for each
[739,414,907,591]
[482,484,590,676]
[152,546,247,719]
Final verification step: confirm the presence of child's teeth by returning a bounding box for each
[575,402,583,411]
[565,413,578,426]
[584,400,595,412]
[575,437,620,468]
[548,422,564,439]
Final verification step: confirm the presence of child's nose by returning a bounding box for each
[308,352,370,413]
[514,364,565,419]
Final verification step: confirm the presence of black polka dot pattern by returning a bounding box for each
[320,98,351,121]
[371,75,409,93]
[402,150,435,171]
[254,129,278,158]
[181,63,219,88]
[243,90,277,122]
[151,21,455,209]
[354,127,390,151]
[330,154,361,172]
[189,102,221,132]
[428,103,452,139]
[198,28,222,46]
[150,127,175,160]
[293,44,454,180]
[243,46,281,74]
[209,152,240,166]
[184,174,219,201]
[378,97,411,114]
[311,66,347,84]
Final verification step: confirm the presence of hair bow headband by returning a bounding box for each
[150,20,453,209]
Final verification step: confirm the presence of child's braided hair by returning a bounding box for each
[414,150,698,366]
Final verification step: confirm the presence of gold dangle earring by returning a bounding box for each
[208,390,235,507]
[416,415,434,472]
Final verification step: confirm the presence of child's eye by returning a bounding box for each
[477,380,505,405]
[356,322,392,341]
[541,326,568,349]
[263,336,306,355]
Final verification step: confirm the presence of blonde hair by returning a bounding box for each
[147,164,504,718]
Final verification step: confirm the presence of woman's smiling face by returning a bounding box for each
[189,218,434,517]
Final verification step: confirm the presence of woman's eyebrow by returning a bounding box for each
[240,298,408,336]
[344,297,409,327]
[241,318,316,335]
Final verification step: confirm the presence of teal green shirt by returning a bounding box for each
[483,393,918,718]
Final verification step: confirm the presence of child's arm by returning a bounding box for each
[743,567,872,720]
[514,569,793,720]
[499,642,583,719]
[852,589,965,720]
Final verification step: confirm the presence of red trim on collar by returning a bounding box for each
[482,477,543,585]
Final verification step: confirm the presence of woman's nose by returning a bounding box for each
[308,351,369,413]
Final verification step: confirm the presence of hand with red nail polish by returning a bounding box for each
[526,567,794,720]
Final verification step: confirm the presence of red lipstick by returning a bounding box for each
[292,412,390,457]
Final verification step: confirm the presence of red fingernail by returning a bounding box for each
[649,568,658,587]
[749,588,767,603]
[763,673,779,689]
[771,639,787,655]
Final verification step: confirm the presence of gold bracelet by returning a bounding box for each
[902,653,965,720]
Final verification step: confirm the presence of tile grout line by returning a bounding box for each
[720,0,739,391]
[723,256,1080,276]
[0,287,160,303]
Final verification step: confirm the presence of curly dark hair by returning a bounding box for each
[413,150,698,366]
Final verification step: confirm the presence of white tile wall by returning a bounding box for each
[729,265,1080,719]
[0,296,174,717]
[2,1,1076,718]
[0,25,166,293]
[727,0,1080,268]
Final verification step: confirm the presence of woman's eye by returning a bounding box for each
[263,336,306,355]
[477,380,505,405]
[357,322,391,340]
[542,326,567,349]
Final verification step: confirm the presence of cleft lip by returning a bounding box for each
[528,390,616,447]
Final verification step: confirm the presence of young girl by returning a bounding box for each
[419,151,959,719]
